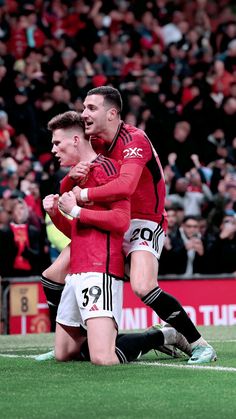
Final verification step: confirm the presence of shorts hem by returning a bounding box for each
[84,312,114,321]
[56,319,82,327]
[125,246,160,260]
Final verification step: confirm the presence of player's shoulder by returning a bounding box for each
[120,123,149,144]
[91,155,120,184]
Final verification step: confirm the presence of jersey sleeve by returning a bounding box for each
[60,174,76,194]
[88,163,142,202]
[80,198,130,233]
[121,131,152,166]
[88,133,152,202]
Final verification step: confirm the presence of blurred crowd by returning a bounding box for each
[0,0,235,277]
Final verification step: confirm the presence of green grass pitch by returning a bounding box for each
[0,326,236,419]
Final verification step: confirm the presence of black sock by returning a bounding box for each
[142,287,201,344]
[41,275,64,332]
[115,329,165,363]
[77,329,164,364]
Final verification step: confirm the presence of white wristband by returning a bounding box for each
[69,205,81,218]
[80,188,89,202]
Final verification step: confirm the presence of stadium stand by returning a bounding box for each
[0,0,235,289]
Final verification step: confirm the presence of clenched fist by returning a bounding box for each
[43,194,59,217]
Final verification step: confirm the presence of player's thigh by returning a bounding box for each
[55,322,85,361]
[43,244,70,284]
[86,317,118,365]
[129,250,159,295]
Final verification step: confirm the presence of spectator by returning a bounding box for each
[209,59,235,97]
[45,213,70,263]
[0,0,234,279]
[166,166,212,217]
[6,88,38,149]
[218,96,236,145]
[160,207,179,271]
[0,198,43,276]
[166,121,197,175]
[205,211,236,274]
[0,110,12,153]
[160,215,205,275]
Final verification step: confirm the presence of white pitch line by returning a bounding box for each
[1,353,236,372]
[1,347,52,352]
[136,361,236,372]
[208,339,236,343]
[0,354,37,359]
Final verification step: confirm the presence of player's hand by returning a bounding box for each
[43,194,59,217]
[69,162,91,184]
[72,186,83,203]
[58,191,77,215]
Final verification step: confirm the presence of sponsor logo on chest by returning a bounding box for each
[123,147,143,158]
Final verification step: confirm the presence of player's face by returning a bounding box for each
[51,129,78,167]
[82,94,110,137]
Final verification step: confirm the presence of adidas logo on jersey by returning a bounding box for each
[89,304,99,311]
[139,241,149,246]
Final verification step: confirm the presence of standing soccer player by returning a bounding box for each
[69,86,216,365]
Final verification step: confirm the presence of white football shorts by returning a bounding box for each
[123,218,165,260]
[56,272,123,328]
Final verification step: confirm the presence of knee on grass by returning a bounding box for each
[90,351,119,366]
[55,348,78,362]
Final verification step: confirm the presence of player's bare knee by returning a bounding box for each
[90,351,116,366]
[131,277,157,298]
[90,352,107,365]
[54,349,68,362]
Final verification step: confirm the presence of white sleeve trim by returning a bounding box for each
[80,188,89,202]
[69,205,81,218]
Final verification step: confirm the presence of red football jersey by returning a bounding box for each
[53,155,130,278]
[88,122,167,231]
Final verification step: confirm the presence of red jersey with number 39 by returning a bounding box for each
[53,155,130,278]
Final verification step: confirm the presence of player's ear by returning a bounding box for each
[107,107,118,121]
[73,135,80,147]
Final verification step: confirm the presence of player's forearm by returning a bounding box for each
[87,164,143,202]
[80,201,130,233]
[51,210,72,239]
[60,175,76,194]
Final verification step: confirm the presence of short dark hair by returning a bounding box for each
[183,215,199,224]
[47,111,84,132]
[87,86,123,113]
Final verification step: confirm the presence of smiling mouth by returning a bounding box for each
[85,121,93,128]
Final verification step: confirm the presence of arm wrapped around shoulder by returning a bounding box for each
[88,163,143,202]
[80,198,130,234]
